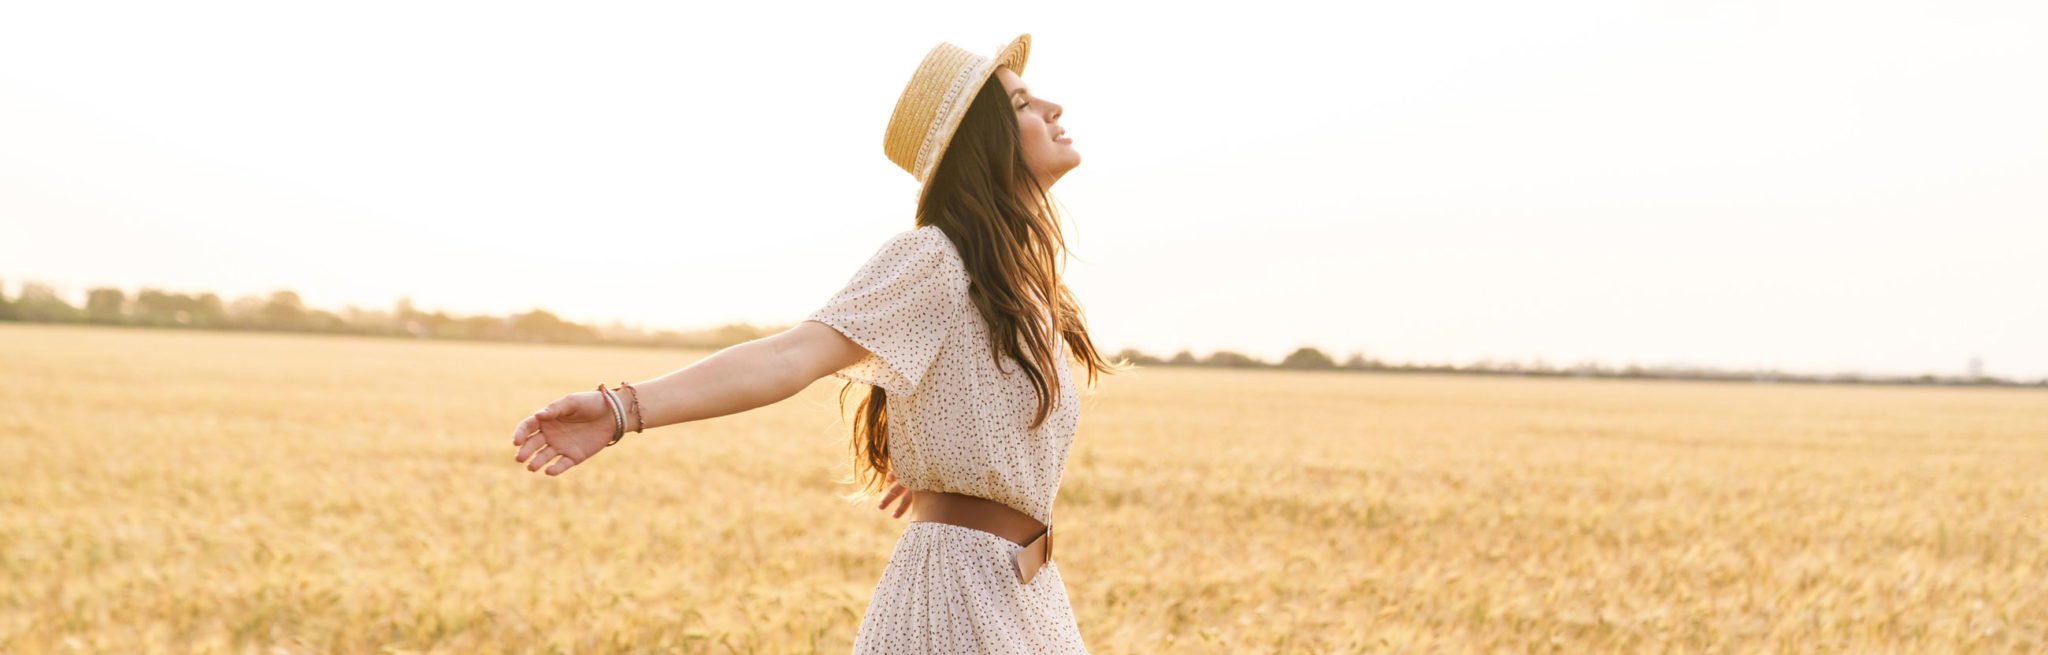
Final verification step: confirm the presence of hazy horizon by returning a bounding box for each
[4,1,2043,379]
[0,277,2036,382]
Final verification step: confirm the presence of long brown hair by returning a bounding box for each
[839,68,1130,502]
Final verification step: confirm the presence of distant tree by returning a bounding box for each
[510,309,596,343]
[387,298,428,337]
[14,282,81,322]
[511,309,566,340]
[225,295,267,327]
[1280,346,1336,369]
[85,287,127,324]
[0,277,13,320]
[451,314,501,340]
[1168,350,1198,365]
[305,308,349,332]
[133,288,190,327]
[415,309,456,338]
[261,290,308,331]
[190,293,227,327]
[341,304,388,334]
[1342,351,1383,369]
[1203,350,1264,368]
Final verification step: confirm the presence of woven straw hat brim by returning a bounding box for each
[882,33,1031,208]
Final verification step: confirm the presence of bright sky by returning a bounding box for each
[3,1,2043,380]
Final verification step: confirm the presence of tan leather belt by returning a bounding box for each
[909,490,1054,584]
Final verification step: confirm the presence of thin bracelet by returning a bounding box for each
[598,384,622,443]
[604,385,626,444]
[602,385,626,444]
[596,384,626,445]
[619,381,645,433]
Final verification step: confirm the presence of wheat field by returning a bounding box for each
[1,322,2042,654]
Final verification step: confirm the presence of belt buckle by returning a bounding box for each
[1012,526,1052,584]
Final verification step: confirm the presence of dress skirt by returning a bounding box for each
[852,521,1090,654]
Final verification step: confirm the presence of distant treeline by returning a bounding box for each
[0,280,770,350]
[3,279,2039,389]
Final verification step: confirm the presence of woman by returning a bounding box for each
[506,33,1125,653]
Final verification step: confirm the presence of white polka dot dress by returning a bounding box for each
[803,224,1089,654]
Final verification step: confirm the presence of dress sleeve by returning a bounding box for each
[802,227,970,397]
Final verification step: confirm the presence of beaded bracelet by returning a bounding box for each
[617,381,645,433]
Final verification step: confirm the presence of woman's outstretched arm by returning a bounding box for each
[509,320,868,475]
[632,320,867,430]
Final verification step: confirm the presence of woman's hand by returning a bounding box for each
[510,391,617,476]
[878,480,915,519]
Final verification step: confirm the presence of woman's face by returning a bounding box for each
[995,67,1079,189]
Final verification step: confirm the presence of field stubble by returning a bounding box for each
[1,323,2042,653]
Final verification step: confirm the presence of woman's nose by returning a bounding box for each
[1045,100,1062,121]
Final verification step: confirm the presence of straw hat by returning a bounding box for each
[882,33,1031,206]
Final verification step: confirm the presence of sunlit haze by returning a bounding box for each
[3,1,2042,379]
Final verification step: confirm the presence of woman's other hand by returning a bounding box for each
[510,391,616,476]
[878,482,915,519]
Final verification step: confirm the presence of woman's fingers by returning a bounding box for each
[545,454,577,476]
[510,393,610,475]
[878,484,906,509]
[512,415,539,447]
[876,484,914,519]
[515,431,548,463]
[528,445,559,472]
[512,394,573,448]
